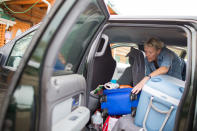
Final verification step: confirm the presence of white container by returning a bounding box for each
[91,111,103,131]
[135,75,185,131]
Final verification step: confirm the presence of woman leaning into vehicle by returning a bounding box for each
[132,37,185,94]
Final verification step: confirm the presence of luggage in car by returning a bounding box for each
[101,88,139,116]
[135,75,185,131]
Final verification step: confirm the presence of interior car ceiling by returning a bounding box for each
[104,26,187,46]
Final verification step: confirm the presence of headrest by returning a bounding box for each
[126,47,141,57]
[126,47,144,65]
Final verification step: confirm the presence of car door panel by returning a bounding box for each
[49,74,86,103]
[39,0,109,130]
[48,74,88,131]
[0,0,109,131]
[52,106,90,131]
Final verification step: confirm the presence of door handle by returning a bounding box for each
[95,34,109,57]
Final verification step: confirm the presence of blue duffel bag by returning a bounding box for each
[101,88,140,116]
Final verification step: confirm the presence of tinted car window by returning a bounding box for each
[6,31,35,69]
[53,2,105,74]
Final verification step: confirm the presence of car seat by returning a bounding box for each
[88,39,116,112]
[117,47,145,86]
[91,41,116,90]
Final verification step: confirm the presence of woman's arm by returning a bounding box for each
[149,66,169,77]
[132,66,169,94]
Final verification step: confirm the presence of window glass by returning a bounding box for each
[167,46,187,61]
[6,31,35,69]
[53,2,105,74]
[111,43,139,80]
[111,43,138,65]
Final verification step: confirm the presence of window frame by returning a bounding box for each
[6,31,36,69]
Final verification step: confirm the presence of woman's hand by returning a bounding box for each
[132,76,150,94]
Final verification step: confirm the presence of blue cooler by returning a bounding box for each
[101,88,139,115]
[135,75,185,131]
